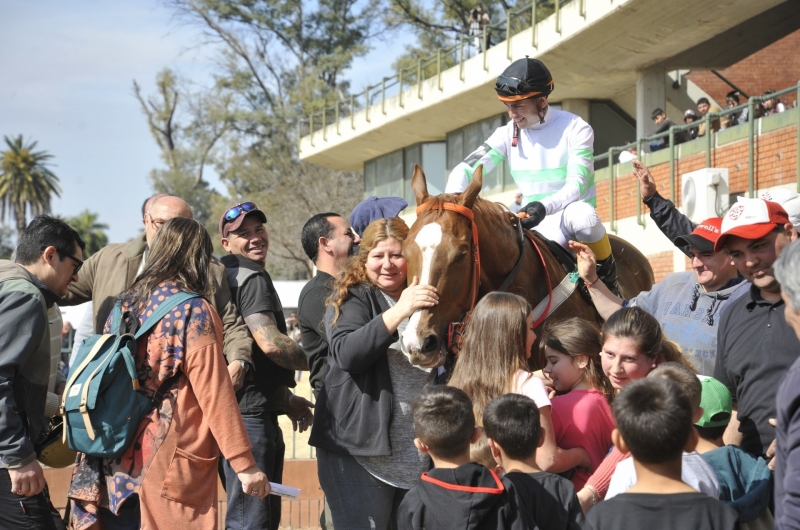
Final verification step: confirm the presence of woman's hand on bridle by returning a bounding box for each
[395,276,439,320]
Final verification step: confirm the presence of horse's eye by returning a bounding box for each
[454,251,467,263]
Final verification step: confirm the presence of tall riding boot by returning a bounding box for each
[595,254,622,298]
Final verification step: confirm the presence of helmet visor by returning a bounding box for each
[495,75,532,95]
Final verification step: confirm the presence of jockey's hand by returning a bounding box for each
[520,202,546,229]
[632,160,657,200]
[568,241,598,283]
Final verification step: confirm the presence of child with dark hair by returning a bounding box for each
[606,363,719,499]
[398,386,535,530]
[694,377,772,526]
[586,378,738,530]
[484,394,585,530]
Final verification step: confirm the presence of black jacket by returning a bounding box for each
[308,283,397,456]
[397,464,536,530]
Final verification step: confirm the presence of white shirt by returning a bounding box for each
[605,451,720,499]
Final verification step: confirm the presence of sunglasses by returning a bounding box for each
[58,252,83,275]
[224,202,259,222]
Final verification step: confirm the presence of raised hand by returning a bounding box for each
[632,160,657,200]
[568,241,598,283]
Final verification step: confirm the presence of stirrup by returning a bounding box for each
[596,254,622,298]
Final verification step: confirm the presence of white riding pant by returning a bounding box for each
[536,201,607,249]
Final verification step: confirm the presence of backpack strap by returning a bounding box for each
[133,291,199,340]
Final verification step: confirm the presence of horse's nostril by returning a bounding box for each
[421,334,439,354]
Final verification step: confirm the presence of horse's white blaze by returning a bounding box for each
[402,222,442,354]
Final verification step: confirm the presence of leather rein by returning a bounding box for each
[414,201,554,353]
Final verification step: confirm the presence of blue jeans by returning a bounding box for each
[316,448,407,530]
[649,140,666,152]
[220,412,284,530]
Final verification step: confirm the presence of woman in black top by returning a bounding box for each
[309,218,438,530]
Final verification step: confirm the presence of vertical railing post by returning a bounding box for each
[704,114,712,167]
[417,59,423,99]
[382,77,387,115]
[459,37,465,81]
[365,87,371,123]
[506,12,512,60]
[748,99,756,197]
[350,94,355,130]
[483,31,489,71]
[309,114,315,147]
[399,69,404,108]
[669,128,675,202]
[531,1,538,48]
[437,49,443,91]
[322,107,327,141]
[335,103,340,135]
[556,0,562,34]
[580,0,586,17]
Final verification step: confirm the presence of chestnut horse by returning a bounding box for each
[400,164,654,369]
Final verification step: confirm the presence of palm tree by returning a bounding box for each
[63,210,109,256]
[0,135,61,236]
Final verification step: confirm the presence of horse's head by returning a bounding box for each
[401,164,483,368]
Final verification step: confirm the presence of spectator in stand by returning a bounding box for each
[509,192,524,214]
[774,239,800,528]
[683,110,700,141]
[724,90,748,128]
[649,108,679,152]
[570,217,746,376]
[713,198,800,462]
[696,97,722,137]
[762,89,787,116]
[618,146,637,164]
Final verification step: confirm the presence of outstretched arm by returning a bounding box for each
[244,311,309,370]
[569,241,624,320]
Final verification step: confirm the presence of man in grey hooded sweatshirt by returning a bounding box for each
[571,217,746,376]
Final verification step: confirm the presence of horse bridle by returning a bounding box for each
[414,201,554,354]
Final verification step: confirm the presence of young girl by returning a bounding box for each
[576,306,693,511]
[448,292,590,472]
[539,317,616,490]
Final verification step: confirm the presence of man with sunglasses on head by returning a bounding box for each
[219,201,313,530]
[0,216,84,530]
[445,57,620,295]
[61,194,255,390]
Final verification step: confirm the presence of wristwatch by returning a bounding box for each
[236,359,251,373]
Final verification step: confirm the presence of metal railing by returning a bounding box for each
[300,0,574,144]
[597,83,800,232]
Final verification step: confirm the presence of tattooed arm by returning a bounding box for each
[244,311,309,370]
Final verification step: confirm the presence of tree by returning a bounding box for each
[62,210,109,257]
[0,135,61,237]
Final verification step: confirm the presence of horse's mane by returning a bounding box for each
[418,194,516,232]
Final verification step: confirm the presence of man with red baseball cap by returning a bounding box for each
[218,201,314,530]
[713,197,800,462]
[571,216,744,376]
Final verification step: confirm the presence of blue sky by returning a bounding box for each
[0,1,410,242]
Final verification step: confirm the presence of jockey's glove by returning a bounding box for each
[520,202,546,229]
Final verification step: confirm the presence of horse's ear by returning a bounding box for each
[459,165,483,209]
[411,164,429,207]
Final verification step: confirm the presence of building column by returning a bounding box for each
[636,65,665,151]
[561,99,591,123]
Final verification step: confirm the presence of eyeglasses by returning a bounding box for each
[224,202,259,222]
[58,252,83,275]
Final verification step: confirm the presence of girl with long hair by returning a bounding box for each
[309,217,438,530]
[448,292,591,473]
[577,306,694,511]
[69,218,267,530]
[539,317,615,489]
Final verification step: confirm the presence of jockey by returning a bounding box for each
[445,57,620,295]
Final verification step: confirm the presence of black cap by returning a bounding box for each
[495,57,554,101]
[651,108,665,120]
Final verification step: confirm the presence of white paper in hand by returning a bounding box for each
[268,482,300,499]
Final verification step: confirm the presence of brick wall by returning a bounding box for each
[596,123,798,222]
[647,251,674,283]
[686,29,800,107]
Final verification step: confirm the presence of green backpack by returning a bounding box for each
[60,291,198,458]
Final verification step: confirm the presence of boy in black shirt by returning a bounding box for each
[484,394,585,530]
[397,386,534,530]
[586,378,739,530]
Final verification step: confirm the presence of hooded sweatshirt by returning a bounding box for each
[397,463,536,530]
[627,271,748,376]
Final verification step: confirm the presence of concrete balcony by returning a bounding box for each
[299,0,795,171]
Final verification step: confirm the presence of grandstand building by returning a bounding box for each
[299,0,800,280]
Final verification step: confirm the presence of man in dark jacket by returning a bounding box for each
[298,212,360,397]
[0,216,85,530]
[649,108,681,152]
[219,201,313,530]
